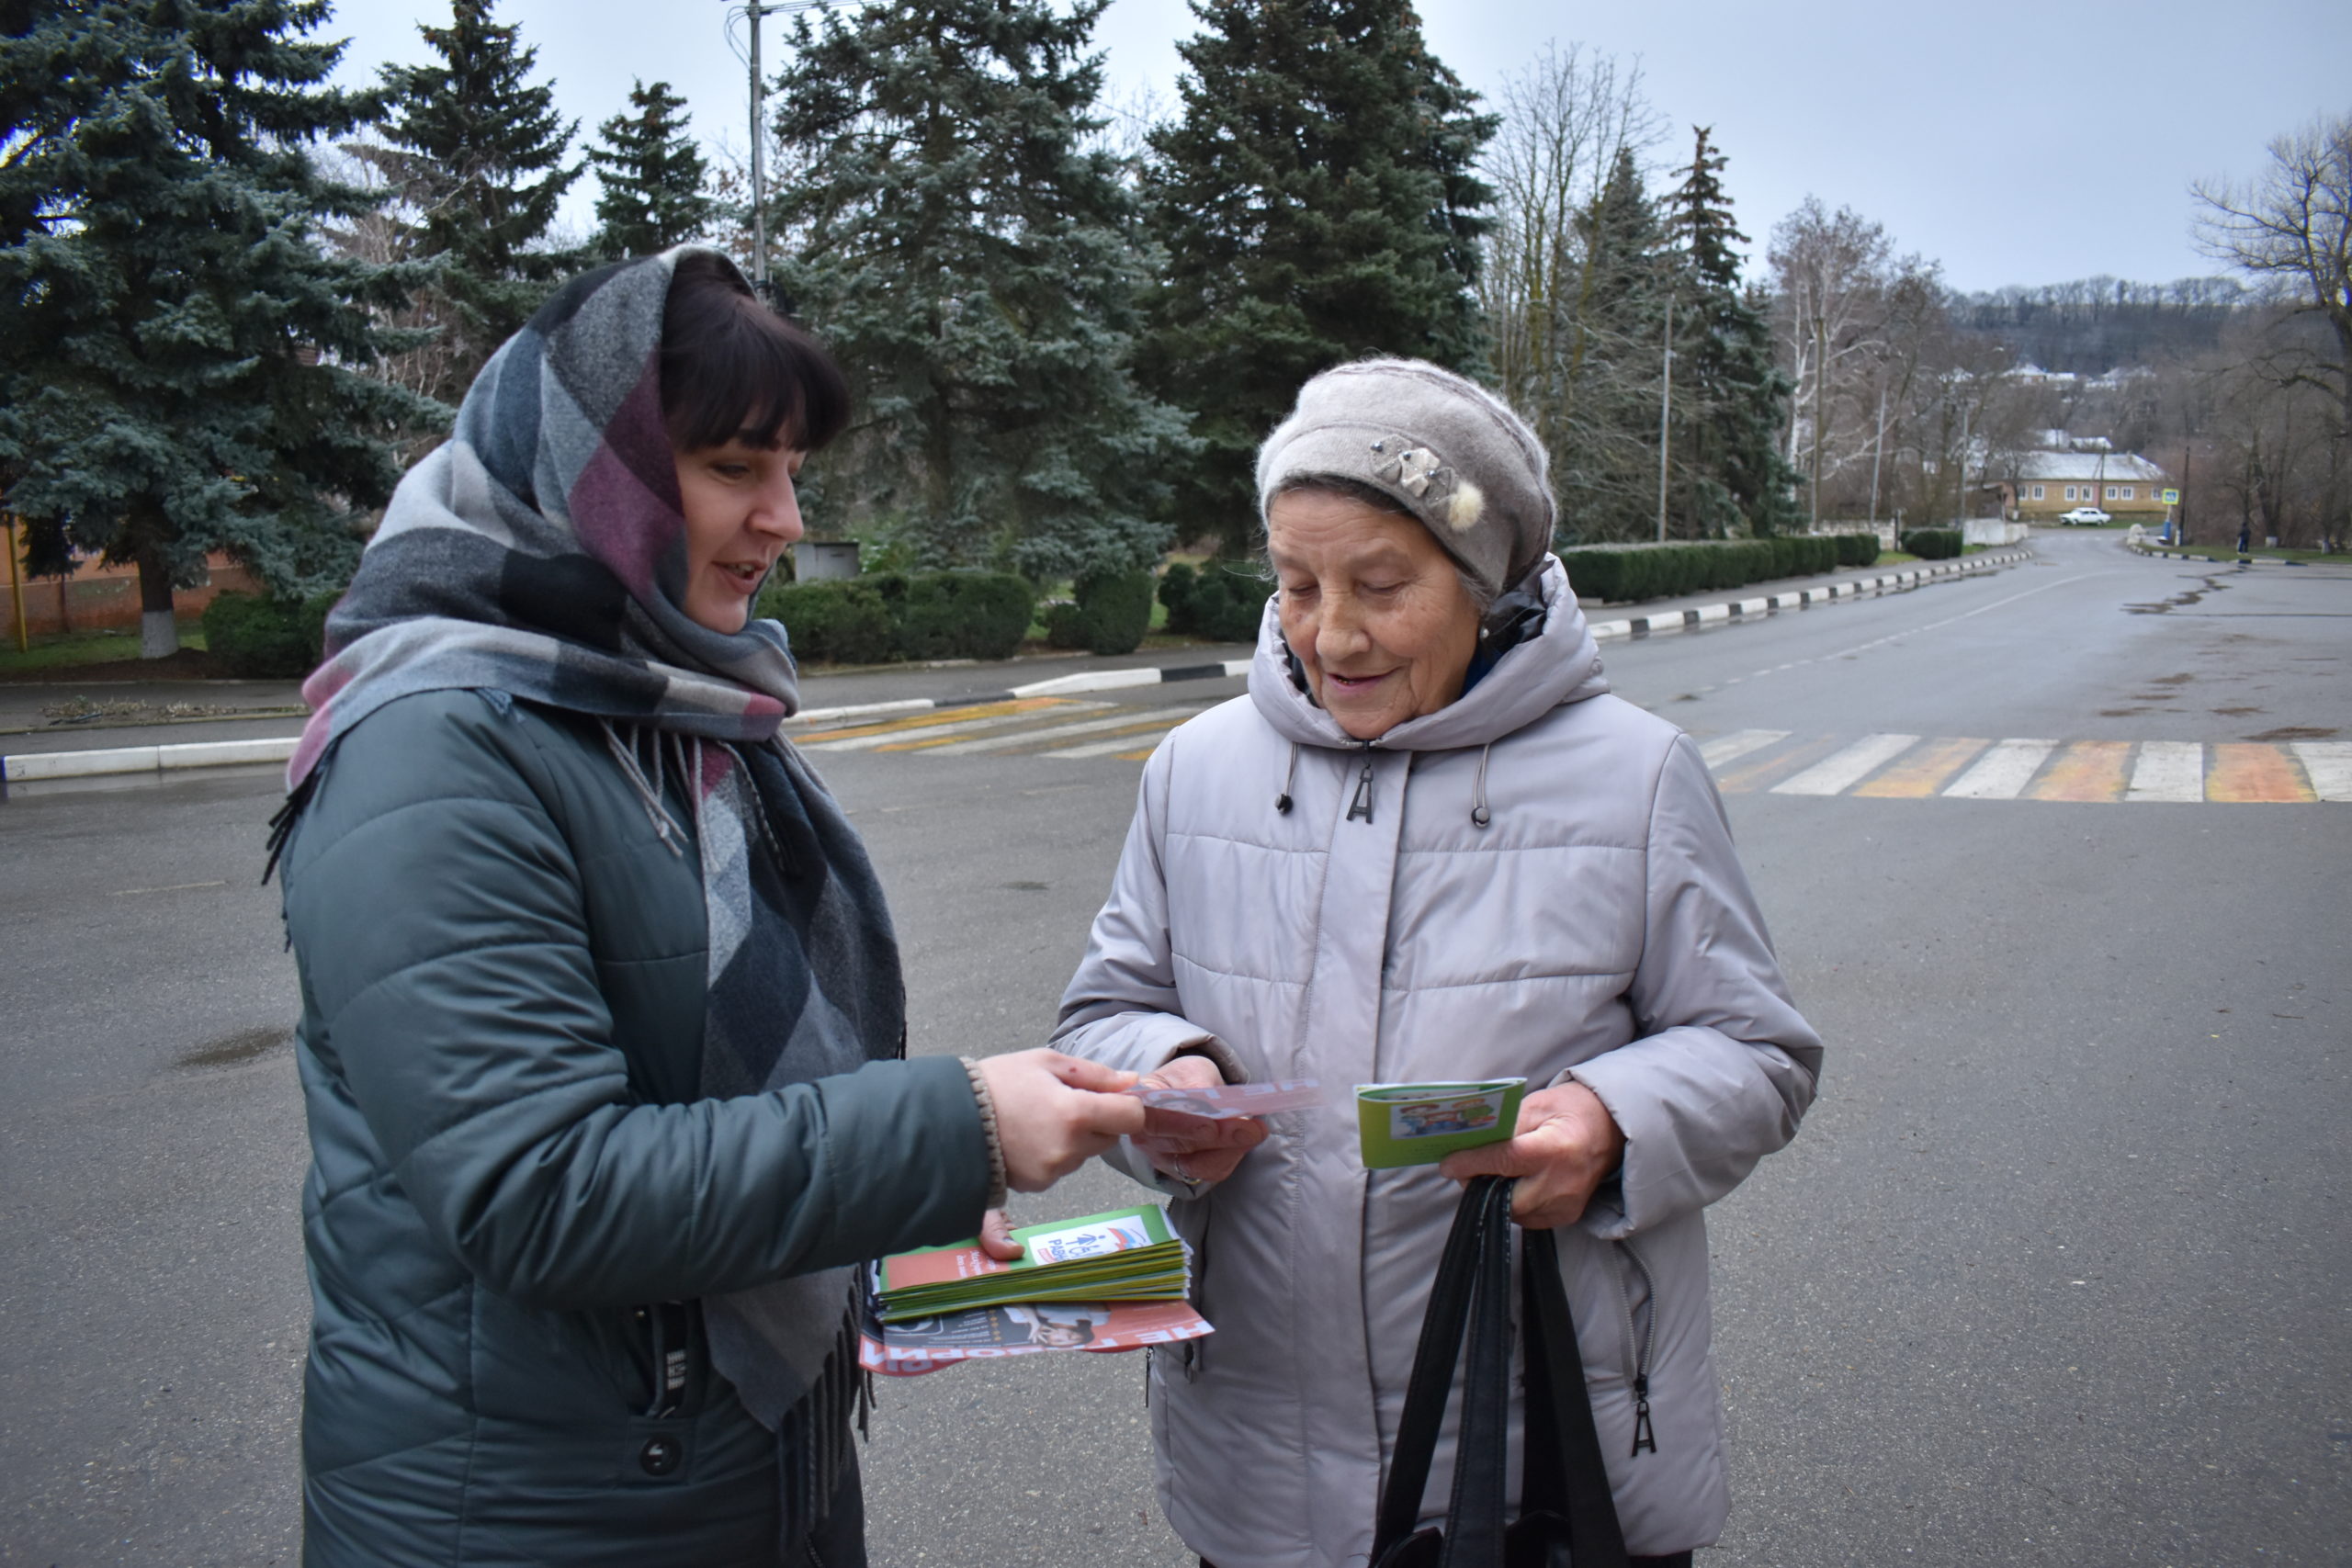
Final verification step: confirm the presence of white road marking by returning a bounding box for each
[1943,739,2057,799]
[2291,741,2352,802]
[2126,740,2204,803]
[1698,729,1791,768]
[804,704,1110,751]
[923,705,1209,755]
[1770,733,1919,795]
[1047,727,1188,760]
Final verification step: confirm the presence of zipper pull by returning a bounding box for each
[1631,1372,1657,1456]
[1346,750,1375,823]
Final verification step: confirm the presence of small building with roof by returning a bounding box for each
[1997,450,2172,522]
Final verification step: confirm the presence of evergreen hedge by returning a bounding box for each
[201,592,333,678]
[1835,533,1881,568]
[1046,570,1156,656]
[1159,561,1270,645]
[1560,536,1847,604]
[756,570,1034,666]
[1898,529,1964,560]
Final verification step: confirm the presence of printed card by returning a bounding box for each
[1355,1079,1526,1169]
[1124,1077,1324,1120]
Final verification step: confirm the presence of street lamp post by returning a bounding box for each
[730,0,843,301]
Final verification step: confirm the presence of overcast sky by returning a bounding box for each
[321,0,2351,295]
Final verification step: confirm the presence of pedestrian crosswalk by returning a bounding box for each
[1700,729,2348,805]
[786,698,2349,805]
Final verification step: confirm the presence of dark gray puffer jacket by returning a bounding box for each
[280,690,990,1567]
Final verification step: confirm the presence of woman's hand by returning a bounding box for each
[975,1050,1148,1193]
[979,1208,1022,1260]
[1438,1081,1625,1229]
[1136,1054,1268,1189]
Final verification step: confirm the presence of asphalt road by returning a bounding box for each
[1,530,2344,1566]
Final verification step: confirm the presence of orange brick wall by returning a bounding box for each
[2,552,265,641]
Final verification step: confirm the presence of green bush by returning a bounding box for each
[1834,533,1881,568]
[1046,569,1155,655]
[1899,528,1963,560]
[759,579,898,665]
[897,571,1035,662]
[1561,535,1862,604]
[1159,561,1270,645]
[202,591,332,678]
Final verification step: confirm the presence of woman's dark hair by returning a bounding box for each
[659,251,850,454]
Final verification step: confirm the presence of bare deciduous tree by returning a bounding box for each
[2195,109,2352,547]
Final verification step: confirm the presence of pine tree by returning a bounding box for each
[1666,127,1797,535]
[0,0,444,658]
[766,0,1189,580]
[1141,0,1498,554]
[588,79,713,260]
[1552,145,1672,541]
[369,0,581,403]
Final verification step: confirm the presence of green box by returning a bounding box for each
[1354,1079,1526,1170]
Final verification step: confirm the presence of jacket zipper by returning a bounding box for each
[1346,742,1377,823]
[1612,1239,1658,1457]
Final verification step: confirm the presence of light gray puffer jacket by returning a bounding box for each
[1053,557,1823,1567]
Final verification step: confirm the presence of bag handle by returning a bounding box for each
[1518,1224,1631,1568]
[1372,1176,1506,1560]
[1436,1177,1515,1567]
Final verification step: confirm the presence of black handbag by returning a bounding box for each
[1369,1177,1631,1568]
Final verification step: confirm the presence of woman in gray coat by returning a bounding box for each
[1056,361,1825,1568]
[275,250,1145,1567]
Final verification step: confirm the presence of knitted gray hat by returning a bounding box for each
[1254,358,1555,599]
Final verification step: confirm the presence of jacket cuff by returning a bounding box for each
[958,1056,1011,1211]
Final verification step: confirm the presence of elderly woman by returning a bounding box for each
[1055,360,1824,1568]
[274,250,1145,1567]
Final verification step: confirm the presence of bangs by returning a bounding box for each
[660,252,851,454]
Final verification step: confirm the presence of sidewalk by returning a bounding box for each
[1,544,2035,784]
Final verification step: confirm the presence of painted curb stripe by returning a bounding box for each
[2,735,299,783]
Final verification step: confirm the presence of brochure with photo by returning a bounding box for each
[1354,1078,1526,1169]
[876,1205,1192,1323]
[858,1296,1214,1378]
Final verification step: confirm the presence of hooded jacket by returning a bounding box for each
[1053,557,1823,1566]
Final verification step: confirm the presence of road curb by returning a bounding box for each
[1585,547,2033,642]
[5,556,2032,784]
[2129,544,2310,566]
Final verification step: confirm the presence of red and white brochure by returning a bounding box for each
[858,1298,1213,1378]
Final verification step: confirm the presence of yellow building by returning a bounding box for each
[1999,452,2171,522]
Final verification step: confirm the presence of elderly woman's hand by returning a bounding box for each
[1136,1054,1269,1189]
[1438,1081,1626,1229]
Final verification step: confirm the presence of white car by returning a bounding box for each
[2058,506,2111,525]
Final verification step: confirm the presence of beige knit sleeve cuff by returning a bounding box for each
[959,1056,1011,1212]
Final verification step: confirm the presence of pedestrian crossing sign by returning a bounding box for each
[2162,489,2180,504]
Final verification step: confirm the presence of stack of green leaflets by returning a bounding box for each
[1356,1078,1527,1169]
[876,1206,1192,1324]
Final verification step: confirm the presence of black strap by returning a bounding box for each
[1372,1178,1498,1559]
[1374,1179,1633,1568]
[1437,1178,1514,1567]
[1520,1225,1631,1568]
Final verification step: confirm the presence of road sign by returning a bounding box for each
[2162,489,2180,505]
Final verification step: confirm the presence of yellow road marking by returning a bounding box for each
[1854,738,1990,797]
[797,697,1071,743]
[2206,743,2316,804]
[2027,740,2132,802]
[1713,735,1842,795]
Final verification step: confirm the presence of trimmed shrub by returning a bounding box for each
[202,591,332,678]
[1159,561,1270,645]
[1560,535,1856,604]
[1046,569,1155,655]
[759,578,898,665]
[898,571,1035,662]
[1899,528,1963,560]
[1834,533,1881,568]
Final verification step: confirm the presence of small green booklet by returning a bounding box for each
[1355,1079,1527,1169]
[876,1206,1191,1324]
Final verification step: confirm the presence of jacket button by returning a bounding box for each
[639,1437,682,1477]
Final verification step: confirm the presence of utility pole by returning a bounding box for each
[1868,384,1887,531]
[733,0,840,302]
[1955,399,1972,528]
[1656,295,1673,544]
[1810,314,1826,531]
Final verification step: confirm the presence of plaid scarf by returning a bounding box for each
[282,250,900,1536]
